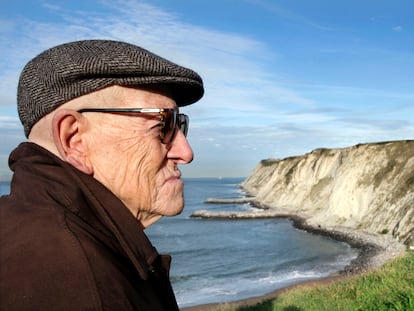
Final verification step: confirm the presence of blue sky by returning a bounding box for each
[1,0,413,179]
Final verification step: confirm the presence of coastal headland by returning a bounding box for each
[185,140,413,310]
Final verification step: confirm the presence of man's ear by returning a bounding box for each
[52,109,94,175]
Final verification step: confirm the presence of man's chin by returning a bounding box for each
[167,204,185,216]
[164,198,185,217]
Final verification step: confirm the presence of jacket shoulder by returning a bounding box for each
[0,201,103,310]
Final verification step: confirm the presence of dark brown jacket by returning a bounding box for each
[0,143,179,310]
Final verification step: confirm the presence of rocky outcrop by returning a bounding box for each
[241,140,414,247]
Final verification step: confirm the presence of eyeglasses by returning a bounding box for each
[77,108,189,144]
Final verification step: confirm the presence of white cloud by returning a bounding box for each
[392,26,403,32]
[246,0,335,31]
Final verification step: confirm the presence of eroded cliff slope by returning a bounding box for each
[242,140,414,246]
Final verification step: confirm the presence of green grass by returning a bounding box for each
[212,251,414,311]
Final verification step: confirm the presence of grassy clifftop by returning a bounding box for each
[214,251,414,311]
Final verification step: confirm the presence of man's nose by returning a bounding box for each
[167,130,194,164]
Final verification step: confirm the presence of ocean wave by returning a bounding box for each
[175,267,331,308]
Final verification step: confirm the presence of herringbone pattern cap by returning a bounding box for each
[17,40,204,137]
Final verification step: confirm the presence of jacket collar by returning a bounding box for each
[9,142,163,280]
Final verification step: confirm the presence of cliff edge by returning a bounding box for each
[241,140,414,248]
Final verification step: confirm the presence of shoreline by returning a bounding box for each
[181,274,351,311]
[183,200,407,311]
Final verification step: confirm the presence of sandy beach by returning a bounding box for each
[182,213,407,311]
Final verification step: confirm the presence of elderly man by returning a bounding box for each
[0,40,203,310]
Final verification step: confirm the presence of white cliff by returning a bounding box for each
[241,140,414,247]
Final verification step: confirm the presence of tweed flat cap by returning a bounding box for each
[17,39,204,137]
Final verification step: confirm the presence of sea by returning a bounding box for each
[0,178,358,308]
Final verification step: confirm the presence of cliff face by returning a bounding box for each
[242,140,414,246]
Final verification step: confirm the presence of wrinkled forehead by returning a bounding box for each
[61,84,176,110]
[128,85,175,103]
[113,85,177,109]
